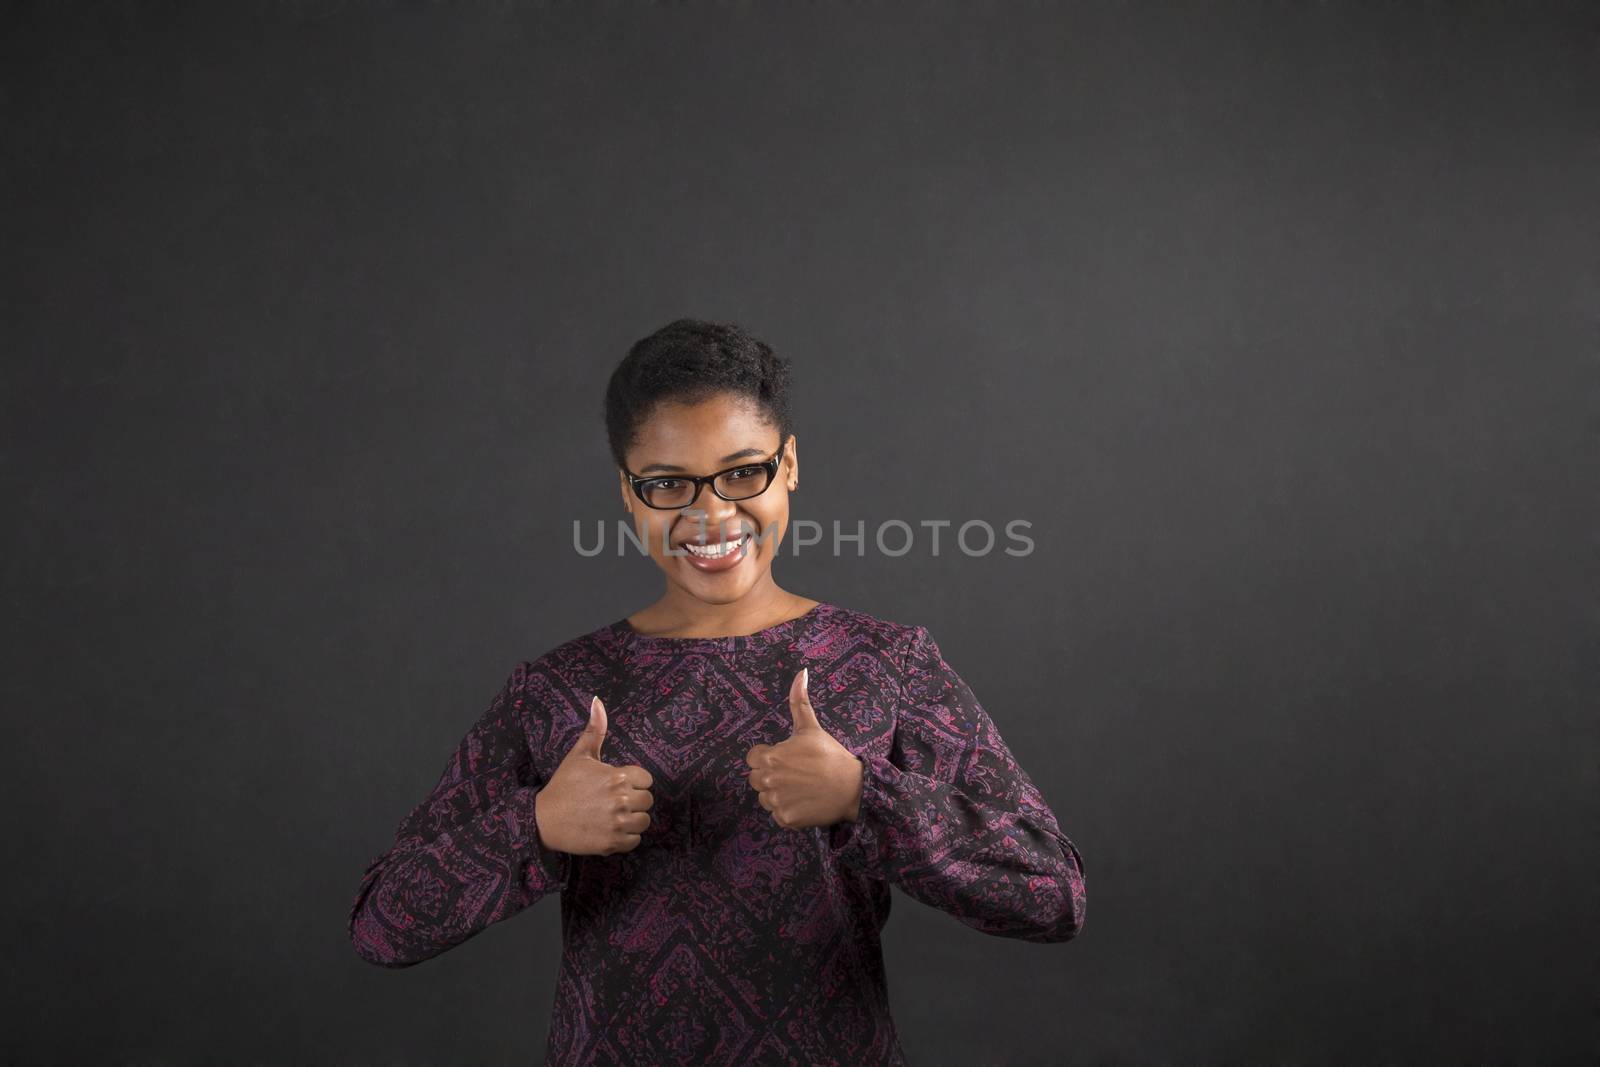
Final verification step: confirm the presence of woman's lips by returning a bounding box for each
[677,533,751,573]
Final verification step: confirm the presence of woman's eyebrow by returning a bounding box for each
[638,447,767,475]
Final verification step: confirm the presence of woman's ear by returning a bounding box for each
[618,469,634,513]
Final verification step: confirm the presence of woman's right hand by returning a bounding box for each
[535,695,655,855]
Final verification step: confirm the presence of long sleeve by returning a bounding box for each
[348,661,571,967]
[826,626,1087,943]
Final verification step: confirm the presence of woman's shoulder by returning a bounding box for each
[495,617,632,713]
[520,615,631,673]
[795,600,928,666]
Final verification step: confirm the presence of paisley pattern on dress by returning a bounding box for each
[348,601,1087,1066]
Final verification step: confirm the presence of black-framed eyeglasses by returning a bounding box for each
[623,441,787,511]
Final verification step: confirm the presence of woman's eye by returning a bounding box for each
[653,479,682,490]
[726,467,758,481]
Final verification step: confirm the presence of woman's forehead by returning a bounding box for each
[630,399,779,462]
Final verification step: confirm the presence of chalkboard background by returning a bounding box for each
[3,2,1595,1062]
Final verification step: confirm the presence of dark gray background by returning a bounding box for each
[4,1,1595,1063]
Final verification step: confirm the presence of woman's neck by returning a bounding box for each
[626,584,818,640]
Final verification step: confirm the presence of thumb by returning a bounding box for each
[572,694,607,760]
[789,667,821,733]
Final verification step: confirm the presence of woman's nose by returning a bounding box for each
[686,488,740,527]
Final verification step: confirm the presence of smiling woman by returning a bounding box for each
[606,322,809,635]
[347,318,1088,1067]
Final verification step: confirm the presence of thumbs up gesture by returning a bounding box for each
[744,668,865,831]
[535,695,655,856]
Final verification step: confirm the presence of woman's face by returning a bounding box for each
[618,392,798,606]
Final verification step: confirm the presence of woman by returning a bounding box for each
[348,318,1087,1066]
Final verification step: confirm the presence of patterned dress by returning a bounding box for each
[348,601,1087,1065]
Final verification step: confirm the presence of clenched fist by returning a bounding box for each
[745,668,865,831]
[535,695,655,856]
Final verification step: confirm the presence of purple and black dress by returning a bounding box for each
[349,600,1087,1065]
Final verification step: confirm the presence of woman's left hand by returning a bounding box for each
[745,668,864,830]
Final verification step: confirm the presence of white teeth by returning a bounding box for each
[683,534,748,559]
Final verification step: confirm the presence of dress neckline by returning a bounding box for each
[611,601,833,654]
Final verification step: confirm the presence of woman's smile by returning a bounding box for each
[678,531,751,572]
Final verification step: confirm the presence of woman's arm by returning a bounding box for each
[827,626,1088,943]
[348,662,570,967]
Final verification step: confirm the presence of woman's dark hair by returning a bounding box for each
[604,318,795,470]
